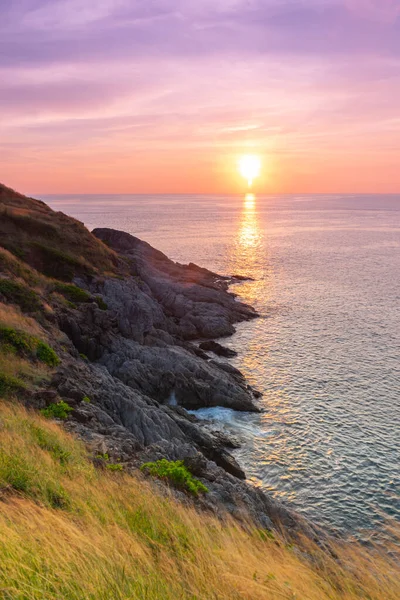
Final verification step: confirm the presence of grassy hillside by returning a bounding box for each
[0,400,399,600]
[0,183,120,280]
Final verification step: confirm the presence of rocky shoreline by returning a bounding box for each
[46,227,320,538]
[0,184,321,540]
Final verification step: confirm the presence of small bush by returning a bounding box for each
[94,296,108,310]
[41,401,73,420]
[0,372,27,397]
[141,459,208,496]
[0,278,41,313]
[96,453,109,461]
[0,327,36,354]
[53,283,91,303]
[79,353,88,361]
[82,395,91,403]
[0,326,60,367]
[107,463,123,472]
[36,341,60,367]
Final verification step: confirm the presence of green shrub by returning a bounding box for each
[36,341,60,367]
[96,453,109,461]
[82,395,91,403]
[94,296,108,310]
[0,278,41,312]
[41,401,73,420]
[53,282,91,303]
[0,326,60,367]
[0,372,27,397]
[107,463,123,472]
[141,459,208,496]
[79,353,88,361]
[1,243,26,260]
[0,327,36,354]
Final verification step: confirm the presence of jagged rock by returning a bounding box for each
[199,340,238,357]
[98,337,258,412]
[93,228,258,340]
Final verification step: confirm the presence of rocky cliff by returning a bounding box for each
[0,183,318,538]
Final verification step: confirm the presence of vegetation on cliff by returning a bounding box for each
[0,401,399,600]
[0,183,122,280]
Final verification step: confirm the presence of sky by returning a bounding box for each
[1,0,399,194]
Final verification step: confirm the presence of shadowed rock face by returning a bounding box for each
[69,227,261,412]
[93,227,258,340]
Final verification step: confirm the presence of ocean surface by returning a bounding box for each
[43,193,400,537]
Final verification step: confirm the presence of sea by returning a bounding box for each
[43,193,400,538]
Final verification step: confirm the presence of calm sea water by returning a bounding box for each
[43,193,400,536]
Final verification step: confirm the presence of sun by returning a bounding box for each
[238,155,261,187]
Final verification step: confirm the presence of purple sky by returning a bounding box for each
[1,0,399,193]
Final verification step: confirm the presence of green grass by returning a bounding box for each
[53,282,91,303]
[0,372,27,397]
[94,296,108,310]
[29,424,72,465]
[0,326,60,367]
[41,401,73,420]
[141,459,209,496]
[0,278,41,313]
[96,453,123,471]
[0,208,59,238]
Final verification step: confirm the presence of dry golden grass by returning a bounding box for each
[0,351,50,389]
[0,402,398,600]
[0,302,44,337]
[0,247,44,287]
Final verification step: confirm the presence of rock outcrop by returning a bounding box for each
[0,186,322,540]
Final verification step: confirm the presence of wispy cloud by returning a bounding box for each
[0,0,399,192]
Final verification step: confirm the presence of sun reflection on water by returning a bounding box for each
[236,194,263,275]
[225,195,303,504]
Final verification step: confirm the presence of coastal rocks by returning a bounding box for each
[93,228,258,340]
[98,337,259,412]
[55,359,246,482]
[46,227,317,536]
[54,360,312,536]
[199,340,238,358]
